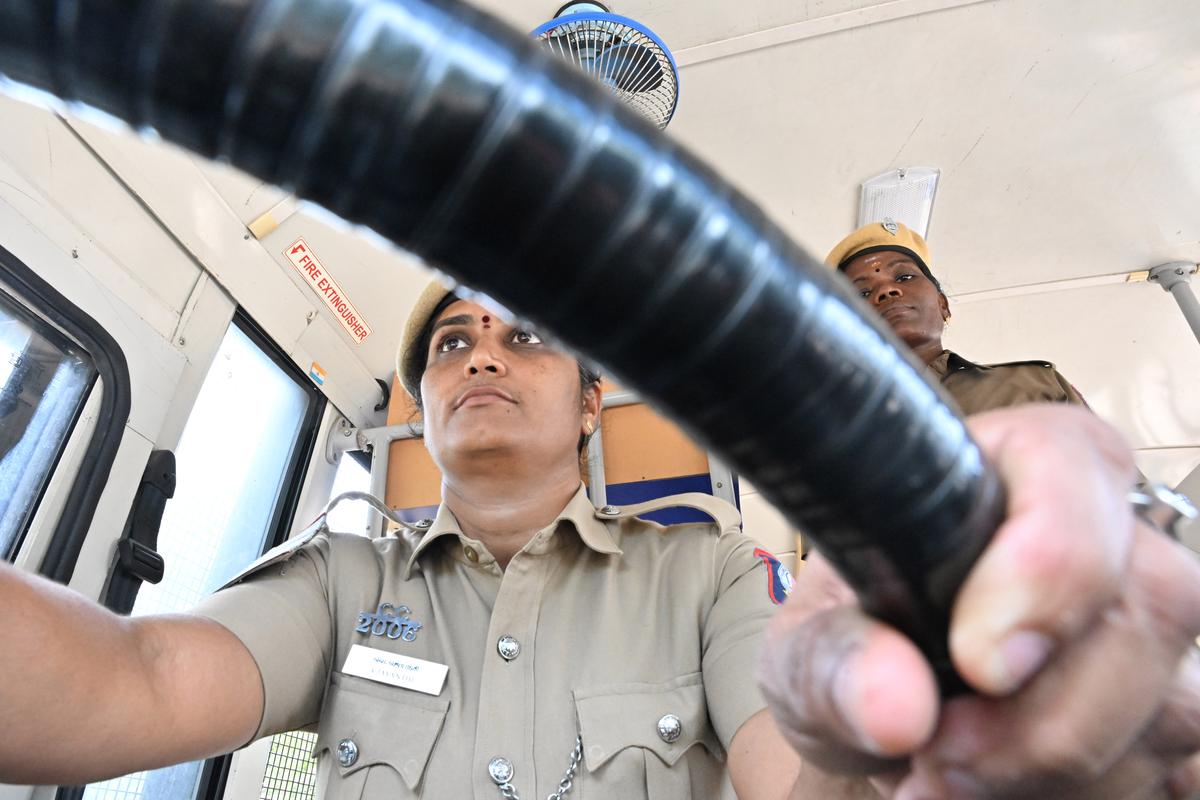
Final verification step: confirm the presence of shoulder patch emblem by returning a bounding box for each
[753,547,795,605]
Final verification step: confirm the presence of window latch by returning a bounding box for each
[115,538,165,585]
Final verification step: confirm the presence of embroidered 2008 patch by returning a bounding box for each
[753,548,795,605]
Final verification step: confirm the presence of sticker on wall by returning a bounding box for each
[309,362,327,386]
[284,237,373,345]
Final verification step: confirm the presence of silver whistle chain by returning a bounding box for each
[495,735,583,800]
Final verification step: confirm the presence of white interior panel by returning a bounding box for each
[0,162,187,442]
[257,206,435,395]
[62,111,429,427]
[196,161,292,228]
[739,480,800,558]
[1135,448,1200,491]
[222,738,273,800]
[0,97,201,323]
[153,275,240,453]
[944,279,1200,450]
[480,0,915,51]
[292,315,388,426]
[665,0,1200,294]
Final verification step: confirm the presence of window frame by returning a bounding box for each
[0,283,99,560]
[0,243,130,577]
[229,308,328,551]
[58,308,327,800]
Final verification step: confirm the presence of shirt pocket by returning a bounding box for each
[313,673,449,799]
[572,672,723,798]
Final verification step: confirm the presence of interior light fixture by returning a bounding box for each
[858,167,940,239]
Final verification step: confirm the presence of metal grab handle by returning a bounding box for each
[0,0,1005,690]
[323,490,425,531]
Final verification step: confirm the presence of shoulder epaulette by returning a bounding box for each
[217,515,327,591]
[218,494,432,591]
[983,359,1056,370]
[593,492,742,534]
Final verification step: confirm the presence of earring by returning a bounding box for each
[584,421,595,436]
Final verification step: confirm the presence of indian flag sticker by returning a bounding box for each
[309,362,327,386]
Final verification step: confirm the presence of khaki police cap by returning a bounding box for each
[824,219,933,275]
[397,279,455,400]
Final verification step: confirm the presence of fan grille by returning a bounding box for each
[533,13,679,129]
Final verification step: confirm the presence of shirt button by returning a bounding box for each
[336,738,359,767]
[488,756,514,785]
[464,546,479,562]
[657,714,682,743]
[497,635,521,661]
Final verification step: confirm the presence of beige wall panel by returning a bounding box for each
[385,377,440,509]
[387,376,421,426]
[386,439,442,511]
[601,403,709,484]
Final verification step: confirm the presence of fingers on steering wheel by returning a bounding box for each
[758,604,938,774]
[921,524,1200,792]
[1146,647,1200,760]
[953,410,1139,695]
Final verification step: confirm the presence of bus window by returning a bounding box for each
[0,288,96,561]
[260,730,319,799]
[81,314,324,800]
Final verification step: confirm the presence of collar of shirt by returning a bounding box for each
[927,349,988,378]
[403,483,622,576]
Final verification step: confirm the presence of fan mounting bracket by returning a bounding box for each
[555,1,610,17]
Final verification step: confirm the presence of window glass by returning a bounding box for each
[0,290,96,560]
[84,322,316,800]
[325,452,371,536]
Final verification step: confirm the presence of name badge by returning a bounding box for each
[341,644,448,696]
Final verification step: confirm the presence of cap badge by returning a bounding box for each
[882,218,899,235]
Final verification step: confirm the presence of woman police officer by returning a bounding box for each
[194,281,794,798]
[825,220,1086,415]
[2,283,1200,799]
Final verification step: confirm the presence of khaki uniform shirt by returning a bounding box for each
[195,485,779,799]
[929,350,1086,416]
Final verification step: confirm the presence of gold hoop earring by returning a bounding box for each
[584,421,595,436]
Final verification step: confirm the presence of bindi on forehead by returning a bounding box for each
[481,315,491,328]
